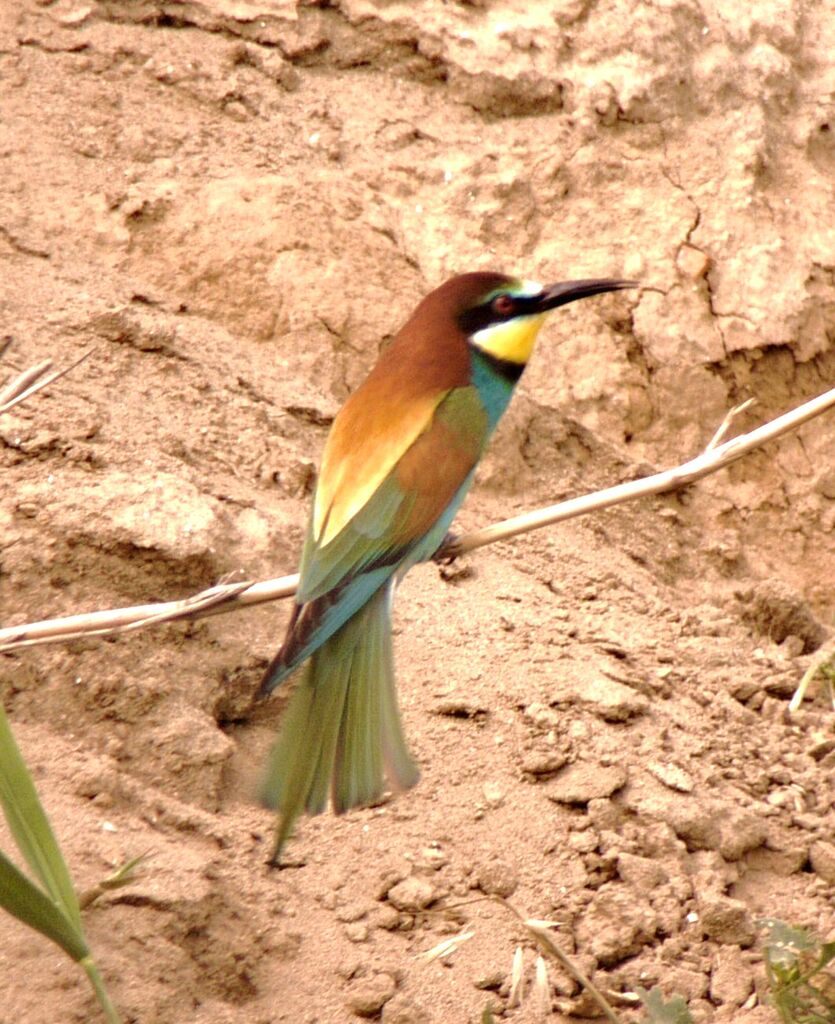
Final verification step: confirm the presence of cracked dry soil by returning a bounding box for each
[1,1,834,1023]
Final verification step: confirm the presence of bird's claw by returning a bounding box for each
[432,531,461,565]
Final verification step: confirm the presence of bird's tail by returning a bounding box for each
[260,582,419,863]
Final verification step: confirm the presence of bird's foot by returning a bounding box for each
[432,531,461,565]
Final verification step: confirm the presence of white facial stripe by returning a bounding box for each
[519,279,543,296]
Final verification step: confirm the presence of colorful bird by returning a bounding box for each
[259,271,636,861]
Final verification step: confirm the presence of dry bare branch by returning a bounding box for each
[1,385,833,655]
[0,577,290,652]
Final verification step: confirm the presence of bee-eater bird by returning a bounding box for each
[259,271,636,861]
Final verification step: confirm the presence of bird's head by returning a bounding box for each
[438,272,638,369]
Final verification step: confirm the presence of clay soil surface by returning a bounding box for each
[1,2,834,1022]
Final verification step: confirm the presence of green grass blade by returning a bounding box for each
[0,706,122,1020]
[81,958,122,1024]
[0,703,82,930]
[0,850,89,961]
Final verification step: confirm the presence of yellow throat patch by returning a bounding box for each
[469,313,546,365]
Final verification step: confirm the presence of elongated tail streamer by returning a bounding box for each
[260,583,419,861]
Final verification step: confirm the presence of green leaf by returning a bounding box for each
[816,941,835,972]
[0,850,88,961]
[637,986,694,1024]
[0,702,82,931]
[81,958,122,1024]
[0,703,120,1021]
[79,850,153,909]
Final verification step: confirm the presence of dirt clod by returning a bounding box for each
[739,580,830,654]
[710,946,755,1006]
[576,887,659,967]
[697,895,757,947]
[809,840,835,884]
[387,877,437,914]
[546,763,628,805]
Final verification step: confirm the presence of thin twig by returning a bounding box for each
[0,350,95,415]
[1,386,834,655]
[705,398,756,451]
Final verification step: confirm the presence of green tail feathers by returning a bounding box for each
[260,584,419,862]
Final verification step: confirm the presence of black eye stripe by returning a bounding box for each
[458,293,539,335]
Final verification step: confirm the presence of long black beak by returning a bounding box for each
[535,278,638,313]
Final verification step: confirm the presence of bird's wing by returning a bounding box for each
[302,384,487,598]
[269,386,487,679]
[312,385,446,550]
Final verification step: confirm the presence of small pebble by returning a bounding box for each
[473,969,504,991]
[521,749,568,775]
[482,781,505,808]
[373,905,402,931]
[336,901,370,923]
[381,991,433,1024]
[647,760,695,793]
[475,858,519,898]
[345,922,370,943]
[346,972,397,1017]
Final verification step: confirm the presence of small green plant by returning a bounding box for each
[790,645,835,713]
[637,986,694,1024]
[759,918,835,1024]
[0,702,121,1022]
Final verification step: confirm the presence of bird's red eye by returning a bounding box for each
[492,294,515,316]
